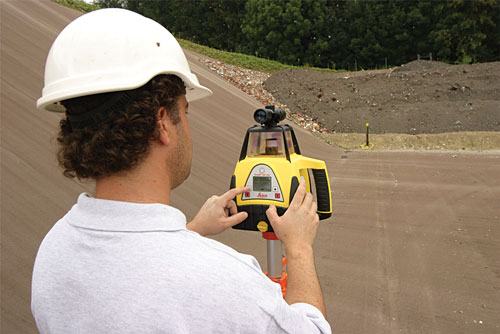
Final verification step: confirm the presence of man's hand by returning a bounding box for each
[265,179,319,251]
[266,179,327,318]
[187,187,250,236]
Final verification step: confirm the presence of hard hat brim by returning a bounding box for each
[37,67,212,112]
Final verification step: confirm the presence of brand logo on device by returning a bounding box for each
[257,193,268,198]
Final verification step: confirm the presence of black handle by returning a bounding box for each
[312,169,331,219]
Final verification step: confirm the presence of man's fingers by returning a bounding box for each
[227,200,238,216]
[303,192,313,209]
[265,205,280,225]
[311,200,318,214]
[224,211,248,227]
[290,179,307,208]
[222,187,251,202]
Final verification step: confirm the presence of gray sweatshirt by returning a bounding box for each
[32,193,331,333]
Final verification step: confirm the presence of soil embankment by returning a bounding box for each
[264,61,500,135]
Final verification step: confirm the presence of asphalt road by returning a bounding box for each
[1,1,499,333]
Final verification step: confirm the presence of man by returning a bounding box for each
[32,8,330,333]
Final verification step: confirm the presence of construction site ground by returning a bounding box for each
[1,1,499,333]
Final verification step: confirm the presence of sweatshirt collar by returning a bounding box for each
[66,193,187,232]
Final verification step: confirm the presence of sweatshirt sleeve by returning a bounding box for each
[235,249,332,333]
[290,303,332,334]
[192,235,332,333]
[265,285,332,334]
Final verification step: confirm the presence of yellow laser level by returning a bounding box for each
[230,106,333,232]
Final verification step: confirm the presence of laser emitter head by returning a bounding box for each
[254,105,286,127]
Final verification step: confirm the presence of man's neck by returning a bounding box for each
[94,165,172,205]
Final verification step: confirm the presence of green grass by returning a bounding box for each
[178,38,340,74]
[52,0,100,13]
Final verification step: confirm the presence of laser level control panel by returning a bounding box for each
[242,164,284,202]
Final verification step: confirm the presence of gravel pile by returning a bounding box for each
[202,58,276,106]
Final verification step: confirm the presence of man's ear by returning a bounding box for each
[157,107,171,146]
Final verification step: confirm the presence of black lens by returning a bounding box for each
[254,109,270,124]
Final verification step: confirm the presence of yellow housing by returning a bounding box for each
[230,121,332,232]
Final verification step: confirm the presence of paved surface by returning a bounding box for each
[1,1,499,333]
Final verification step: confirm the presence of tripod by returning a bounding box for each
[262,232,287,297]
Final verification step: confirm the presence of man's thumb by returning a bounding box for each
[225,211,248,227]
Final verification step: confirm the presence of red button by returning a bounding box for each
[275,193,280,199]
[245,192,250,197]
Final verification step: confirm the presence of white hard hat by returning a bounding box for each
[37,8,212,112]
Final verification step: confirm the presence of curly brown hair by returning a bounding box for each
[57,74,186,180]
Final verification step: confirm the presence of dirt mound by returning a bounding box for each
[264,61,500,134]
[392,59,450,72]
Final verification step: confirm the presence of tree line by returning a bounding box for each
[97,0,500,70]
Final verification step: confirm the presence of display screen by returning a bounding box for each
[253,176,272,192]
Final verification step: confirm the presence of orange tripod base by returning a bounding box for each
[264,270,287,298]
[264,257,288,298]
